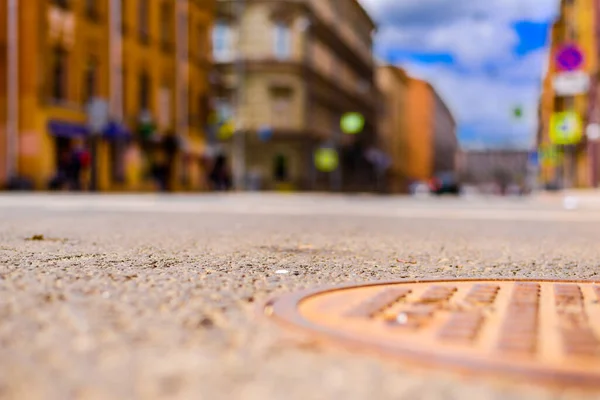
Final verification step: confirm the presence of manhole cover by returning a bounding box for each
[265,279,600,387]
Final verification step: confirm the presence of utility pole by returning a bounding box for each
[232,0,246,191]
[6,0,19,182]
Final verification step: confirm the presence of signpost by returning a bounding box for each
[555,44,584,72]
[257,125,273,142]
[552,71,590,96]
[586,123,600,141]
[549,111,582,145]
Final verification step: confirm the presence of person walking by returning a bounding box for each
[67,139,91,191]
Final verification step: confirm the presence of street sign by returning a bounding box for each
[586,123,600,141]
[257,125,273,142]
[340,112,365,135]
[86,97,109,134]
[314,147,338,172]
[539,145,561,166]
[555,44,584,72]
[527,151,539,167]
[552,71,590,96]
[549,111,582,145]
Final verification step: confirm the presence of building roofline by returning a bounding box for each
[350,0,377,31]
[407,76,457,127]
[377,64,410,82]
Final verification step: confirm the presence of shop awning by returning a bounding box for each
[47,120,88,138]
[47,119,131,140]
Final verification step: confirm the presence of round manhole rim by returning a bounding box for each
[263,277,600,388]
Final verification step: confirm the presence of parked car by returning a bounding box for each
[429,172,461,195]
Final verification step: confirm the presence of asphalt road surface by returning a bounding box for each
[0,193,599,400]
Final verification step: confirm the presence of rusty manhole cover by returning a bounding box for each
[265,279,600,387]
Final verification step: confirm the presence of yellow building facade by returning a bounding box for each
[538,0,597,188]
[1,0,214,191]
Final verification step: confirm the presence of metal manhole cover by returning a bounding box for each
[265,279,600,387]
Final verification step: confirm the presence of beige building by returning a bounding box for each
[213,0,378,191]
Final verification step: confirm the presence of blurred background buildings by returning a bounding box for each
[0,0,214,191]
[6,0,586,194]
[212,0,379,192]
[537,0,600,190]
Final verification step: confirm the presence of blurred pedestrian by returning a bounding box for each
[49,149,71,190]
[209,153,231,191]
[68,139,91,191]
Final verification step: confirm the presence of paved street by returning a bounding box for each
[0,193,599,400]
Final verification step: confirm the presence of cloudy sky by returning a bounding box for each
[358,0,560,149]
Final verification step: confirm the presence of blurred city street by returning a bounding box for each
[1,193,599,399]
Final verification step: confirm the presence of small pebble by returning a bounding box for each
[275,270,289,275]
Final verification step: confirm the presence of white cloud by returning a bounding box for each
[359,0,559,25]
[403,61,541,148]
[357,0,557,149]
[378,20,519,67]
[360,0,559,69]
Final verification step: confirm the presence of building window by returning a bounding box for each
[51,46,68,101]
[199,93,209,127]
[273,154,289,182]
[197,24,207,61]
[157,83,172,129]
[138,0,149,43]
[122,67,128,116]
[160,2,173,51]
[83,57,98,102]
[139,70,151,111]
[121,0,127,33]
[273,22,291,59]
[85,0,98,20]
[53,0,69,9]
[212,22,232,61]
[180,87,188,126]
[270,87,292,126]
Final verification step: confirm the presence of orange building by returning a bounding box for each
[0,0,214,191]
[404,78,435,181]
[377,67,457,191]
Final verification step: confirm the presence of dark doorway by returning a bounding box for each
[273,154,289,182]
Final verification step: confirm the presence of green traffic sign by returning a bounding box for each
[340,112,365,134]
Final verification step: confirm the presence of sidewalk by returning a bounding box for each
[532,188,600,210]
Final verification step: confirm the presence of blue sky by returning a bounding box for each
[359,0,560,150]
